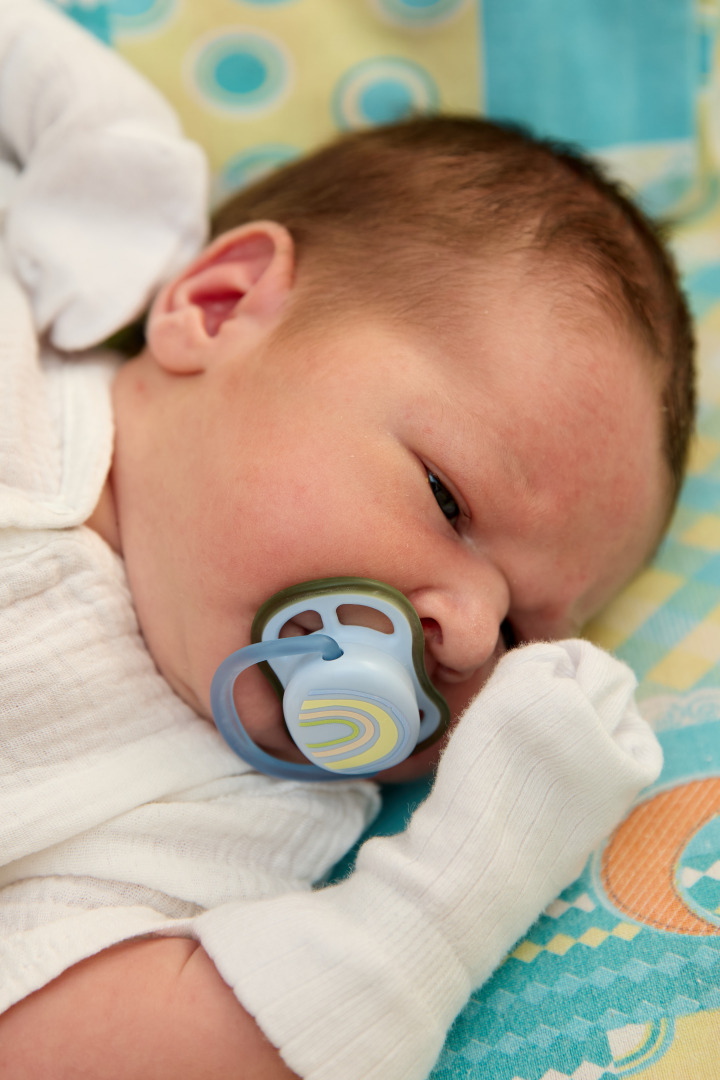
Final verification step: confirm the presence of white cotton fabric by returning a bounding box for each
[0,0,207,349]
[0,5,664,1079]
[0,0,379,1026]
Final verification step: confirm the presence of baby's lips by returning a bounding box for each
[431,661,469,684]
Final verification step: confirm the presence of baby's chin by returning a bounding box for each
[373,742,445,783]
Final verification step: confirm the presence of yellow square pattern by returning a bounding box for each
[510,922,639,964]
[681,514,720,551]
[687,432,720,474]
[648,649,718,691]
[578,927,609,948]
[585,568,685,652]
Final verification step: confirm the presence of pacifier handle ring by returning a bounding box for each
[210,635,351,782]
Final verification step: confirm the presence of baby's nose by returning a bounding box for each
[417,607,508,723]
[420,615,503,683]
[412,573,510,683]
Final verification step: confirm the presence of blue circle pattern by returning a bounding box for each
[360,79,414,125]
[215,52,266,95]
[677,814,720,927]
[111,0,154,13]
[333,58,439,131]
[109,0,175,32]
[214,143,300,203]
[193,31,290,114]
[374,0,467,27]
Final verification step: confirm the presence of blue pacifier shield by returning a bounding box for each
[210,577,450,781]
[282,645,420,773]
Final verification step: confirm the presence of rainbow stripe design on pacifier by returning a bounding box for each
[297,691,410,772]
[210,577,450,781]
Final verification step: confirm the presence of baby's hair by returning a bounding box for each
[213,116,695,509]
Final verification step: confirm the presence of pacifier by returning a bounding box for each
[210,577,450,781]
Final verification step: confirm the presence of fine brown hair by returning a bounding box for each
[213,116,695,510]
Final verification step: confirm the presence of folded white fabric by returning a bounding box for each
[191,640,663,1080]
[0,0,207,350]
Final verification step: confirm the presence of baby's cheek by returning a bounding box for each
[228,665,306,762]
[374,739,445,783]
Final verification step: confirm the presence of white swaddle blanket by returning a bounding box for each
[0,0,207,349]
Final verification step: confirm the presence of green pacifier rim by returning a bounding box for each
[251,576,450,753]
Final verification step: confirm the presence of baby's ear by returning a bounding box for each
[146,221,294,374]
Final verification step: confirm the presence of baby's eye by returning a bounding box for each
[427,471,460,523]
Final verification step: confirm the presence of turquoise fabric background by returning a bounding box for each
[483,0,697,148]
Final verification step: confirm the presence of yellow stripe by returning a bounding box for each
[297,714,362,748]
[300,709,375,755]
[299,697,401,769]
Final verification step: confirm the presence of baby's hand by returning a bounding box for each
[399,639,662,984]
[434,637,662,864]
[193,640,661,1080]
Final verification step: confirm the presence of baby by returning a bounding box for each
[0,3,694,1079]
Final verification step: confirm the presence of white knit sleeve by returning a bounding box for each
[0,0,207,349]
[189,640,663,1080]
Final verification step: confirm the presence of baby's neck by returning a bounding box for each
[85,472,122,554]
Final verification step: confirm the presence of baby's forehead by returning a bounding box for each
[286,247,668,489]
[413,252,647,379]
[416,267,664,467]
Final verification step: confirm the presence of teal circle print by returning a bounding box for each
[372,0,469,28]
[110,0,176,34]
[333,58,439,131]
[213,144,300,204]
[190,30,291,115]
[677,814,720,927]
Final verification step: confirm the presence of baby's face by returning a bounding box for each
[110,268,668,778]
